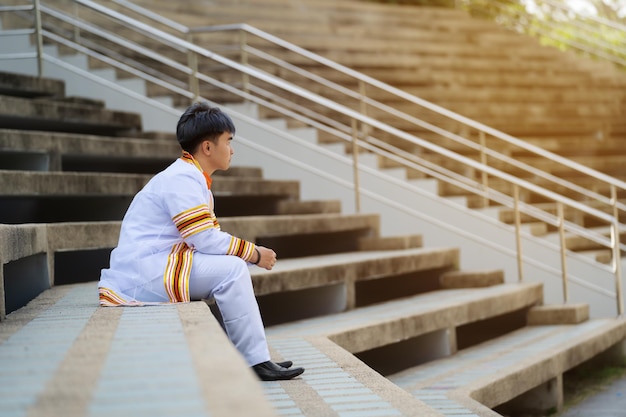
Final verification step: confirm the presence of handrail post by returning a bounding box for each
[240,29,249,94]
[513,184,524,282]
[557,202,569,304]
[33,0,44,78]
[358,80,369,138]
[479,130,489,207]
[72,0,80,44]
[185,33,199,102]
[351,118,361,213]
[610,185,624,315]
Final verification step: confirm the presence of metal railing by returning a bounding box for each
[0,1,44,75]
[1,0,624,314]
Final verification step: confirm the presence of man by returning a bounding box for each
[99,102,304,381]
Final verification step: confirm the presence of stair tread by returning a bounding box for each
[0,169,299,196]
[267,282,542,348]
[252,247,458,294]
[0,95,142,135]
[389,318,626,411]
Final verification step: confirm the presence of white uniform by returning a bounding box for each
[99,152,270,366]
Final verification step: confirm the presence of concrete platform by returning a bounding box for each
[389,318,626,416]
[2,279,621,417]
[0,282,277,417]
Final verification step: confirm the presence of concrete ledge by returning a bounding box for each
[391,318,626,416]
[252,247,459,296]
[1,213,381,314]
[358,234,423,251]
[0,128,179,171]
[0,223,48,264]
[0,71,65,98]
[469,319,626,413]
[0,224,49,319]
[177,302,277,417]
[440,269,504,289]
[277,199,341,214]
[0,170,299,198]
[221,213,380,242]
[268,282,543,354]
[527,303,590,325]
[267,335,442,416]
[0,282,277,417]
[0,129,268,177]
[0,94,142,135]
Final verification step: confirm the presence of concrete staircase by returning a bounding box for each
[2,0,625,318]
[128,0,626,270]
[1,71,626,417]
[134,0,626,167]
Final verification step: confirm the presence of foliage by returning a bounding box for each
[458,0,626,69]
[366,0,626,68]
[363,0,456,7]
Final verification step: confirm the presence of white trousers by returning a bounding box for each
[188,254,270,367]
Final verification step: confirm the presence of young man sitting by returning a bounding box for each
[99,102,304,381]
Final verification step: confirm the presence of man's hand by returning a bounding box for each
[255,246,277,270]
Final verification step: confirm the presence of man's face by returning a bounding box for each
[210,131,234,171]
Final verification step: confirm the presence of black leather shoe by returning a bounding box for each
[252,361,304,381]
[276,361,293,369]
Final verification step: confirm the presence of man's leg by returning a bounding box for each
[188,254,304,381]
[189,254,270,366]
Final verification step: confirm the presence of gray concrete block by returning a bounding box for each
[0,94,142,135]
[0,71,65,98]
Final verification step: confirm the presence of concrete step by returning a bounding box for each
[497,202,626,231]
[401,85,625,105]
[0,94,142,136]
[438,176,626,206]
[382,151,626,185]
[258,281,544,416]
[251,247,459,324]
[2,267,623,417]
[266,282,543,353]
[276,199,341,215]
[0,170,301,223]
[263,337,439,416]
[0,211,383,308]
[0,71,65,98]
[389,318,626,416]
[0,128,266,177]
[0,282,277,417]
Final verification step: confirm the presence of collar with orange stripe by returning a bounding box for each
[180,150,213,190]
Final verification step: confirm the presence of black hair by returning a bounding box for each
[176,102,236,152]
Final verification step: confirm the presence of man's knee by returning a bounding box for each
[217,256,251,285]
[228,256,249,275]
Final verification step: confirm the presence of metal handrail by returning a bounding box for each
[104,2,626,214]
[0,2,43,75]
[3,0,624,314]
[108,0,626,211]
[188,23,626,200]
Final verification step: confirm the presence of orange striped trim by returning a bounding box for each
[181,150,212,190]
[227,237,256,262]
[172,204,218,238]
[99,287,144,307]
[163,242,193,303]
